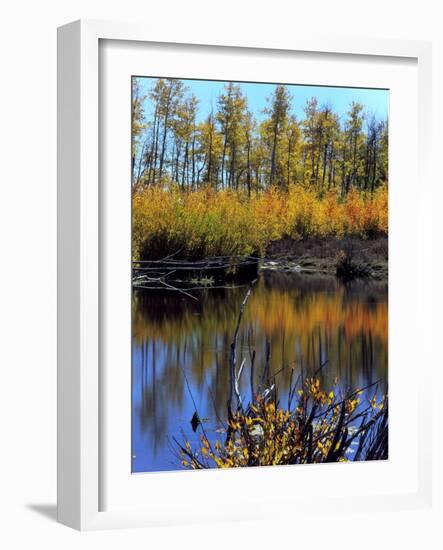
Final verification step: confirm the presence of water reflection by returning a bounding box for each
[132,271,388,472]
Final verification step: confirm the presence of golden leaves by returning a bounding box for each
[178,377,387,470]
[132,184,388,261]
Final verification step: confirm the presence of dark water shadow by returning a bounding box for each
[26,503,57,522]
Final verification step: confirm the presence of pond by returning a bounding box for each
[131,271,388,473]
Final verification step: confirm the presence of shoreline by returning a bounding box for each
[133,234,388,293]
[263,234,388,280]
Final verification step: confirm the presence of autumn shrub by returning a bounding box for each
[132,184,388,261]
[335,239,372,280]
[176,376,388,468]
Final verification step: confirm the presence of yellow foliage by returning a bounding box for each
[132,184,388,260]
[178,381,388,469]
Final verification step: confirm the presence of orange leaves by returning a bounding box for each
[285,185,389,240]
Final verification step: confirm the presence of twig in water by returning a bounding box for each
[233,358,246,410]
[314,358,329,377]
[228,279,258,411]
[248,327,256,401]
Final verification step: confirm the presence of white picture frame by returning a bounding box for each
[57,19,433,531]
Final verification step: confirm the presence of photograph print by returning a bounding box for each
[131,76,388,473]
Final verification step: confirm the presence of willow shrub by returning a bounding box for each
[177,376,388,468]
[132,184,388,260]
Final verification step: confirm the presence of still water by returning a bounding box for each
[132,271,388,473]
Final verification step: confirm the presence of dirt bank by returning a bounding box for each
[264,235,388,280]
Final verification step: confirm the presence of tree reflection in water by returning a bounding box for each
[131,271,387,472]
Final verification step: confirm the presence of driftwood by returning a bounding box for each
[133,254,260,265]
[133,255,259,276]
[133,271,199,301]
[133,254,259,301]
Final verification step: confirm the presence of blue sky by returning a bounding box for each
[136,77,389,125]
